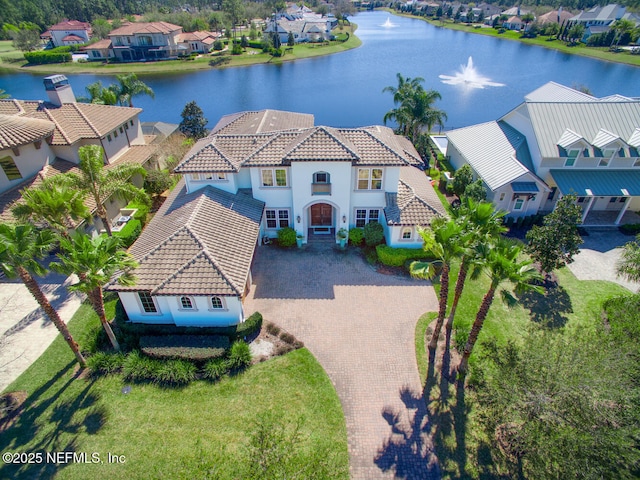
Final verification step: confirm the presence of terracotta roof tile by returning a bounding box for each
[49,20,91,31]
[284,127,359,162]
[109,180,264,296]
[212,109,314,135]
[384,167,447,226]
[0,100,141,145]
[109,22,182,36]
[0,114,55,149]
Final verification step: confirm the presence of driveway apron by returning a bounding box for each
[243,245,441,479]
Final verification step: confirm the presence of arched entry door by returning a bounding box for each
[310,203,333,234]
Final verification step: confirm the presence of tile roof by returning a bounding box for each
[0,114,55,149]
[211,109,315,135]
[384,167,447,226]
[109,22,182,36]
[0,100,141,146]
[83,39,112,50]
[49,20,91,31]
[109,180,264,296]
[446,121,534,191]
[177,116,423,172]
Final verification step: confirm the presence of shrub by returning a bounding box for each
[279,332,296,344]
[113,218,141,248]
[144,169,173,197]
[620,223,640,235]
[87,352,125,375]
[235,312,262,339]
[275,344,293,356]
[209,57,230,67]
[155,359,197,386]
[227,340,252,370]
[122,350,161,382]
[213,40,224,50]
[375,245,432,267]
[453,328,469,354]
[231,44,243,55]
[266,322,281,336]
[24,50,72,64]
[126,202,150,226]
[364,246,378,265]
[140,335,229,362]
[277,227,297,247]
[364,222,384,247]
[348,227,364,246]
[203,357,229,380]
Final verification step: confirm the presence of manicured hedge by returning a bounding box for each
[24,50,72,64]
[364,222,384,247]
[113,218,142,247]
[236,311,262,339]
[620,223,640,235]
[277,226,297,247]
[375,245,433,267]
[140,335,230,361]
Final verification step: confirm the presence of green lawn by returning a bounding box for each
[387,10,640,67]
[0,299,348,479]
[415,261,630,478]
[0,25,361,76]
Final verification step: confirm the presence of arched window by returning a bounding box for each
[401,227,412,240]
[210,297,224,309]
[180,296,193,309]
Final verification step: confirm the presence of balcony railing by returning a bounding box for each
[312,183,331,195]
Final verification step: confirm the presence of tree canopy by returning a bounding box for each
[179,100,208,140]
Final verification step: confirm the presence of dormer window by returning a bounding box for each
[618,148,626,157]
[599,157,609,167]
[582,148,590,157]
[565,150,578,167]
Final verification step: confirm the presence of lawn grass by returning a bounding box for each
[387,10,640,67]
[0,298,348,479]
[416,259,630,479]
[0,25,361,76]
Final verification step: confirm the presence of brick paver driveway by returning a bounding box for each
[243,245,441,479]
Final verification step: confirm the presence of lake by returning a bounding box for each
[1,11,638,130]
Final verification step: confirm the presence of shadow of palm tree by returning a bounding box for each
[375,384,440,479]
[518,281,573,329]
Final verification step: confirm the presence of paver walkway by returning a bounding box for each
[243,244,441,479]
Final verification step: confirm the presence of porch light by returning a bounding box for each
[342,215,346,223]
[297,215,301,223]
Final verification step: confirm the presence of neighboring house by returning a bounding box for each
[503,16,525,30]
[265,9,337,44]
[176,31,221,54]
[537,9,574,25]
[445,82,640,225]
[568,4,639,41]
[84,39,114,61]
[0,75,157,232]
[111,109,446,327]
[41,20,92,48]
[108,22,185,61]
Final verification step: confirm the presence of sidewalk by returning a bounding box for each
[0,268,83,393]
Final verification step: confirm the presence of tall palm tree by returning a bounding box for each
[61,145,149,236]
[410,218,468,351]
[446,199,507,332]
[616,234,640,287]
[0,223,86,367]
[458,238,543,376]
[610,19,635,50]
[53,233,137,351]
[81,81,118,105]
[383,74,425,137]
[12,178,92,238]
[113,73,155,107]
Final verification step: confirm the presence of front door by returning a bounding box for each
[310,203,332,229]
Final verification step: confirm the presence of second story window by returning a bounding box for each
[261,168,287,187]
[564,150,578,167]
[357,168,382,190]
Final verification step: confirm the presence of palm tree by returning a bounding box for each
[53,233,138,351]
[383,74,425,137]
[0,88,9,99]
[12,178,92,238]
[616,234,640,287]
[0,223,86,367]
[446,199,507,333]
[610,19,635,50]
[61,145,149,236]
[81,81,118,105]
[458,238,543,376]
[113,73,155,107]
[410,218,468,351]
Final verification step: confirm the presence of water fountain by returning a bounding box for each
[381,17,397,28]
[439,57,505,89]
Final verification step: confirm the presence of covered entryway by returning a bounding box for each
[309,202,333,234]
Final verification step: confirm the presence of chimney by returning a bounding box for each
[43,74,76,106]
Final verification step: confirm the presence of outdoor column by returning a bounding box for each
[615,197,631,225]
[581,196,595,223]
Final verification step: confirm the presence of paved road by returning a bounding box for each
[243,245,441,479]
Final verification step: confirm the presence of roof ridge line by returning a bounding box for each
[40,104,73,144]
[151,250,202,294]
[361,128,408,164]
[72,103,102,138]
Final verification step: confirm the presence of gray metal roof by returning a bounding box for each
[445,120,535,191]
[525,101,640,159]
[550,169,640,196]
[524,81,596,103]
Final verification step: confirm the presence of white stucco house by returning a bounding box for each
[41,20,92,48]
[445,82,640,224]
[110,109,446,327]
[0,75,157,231]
